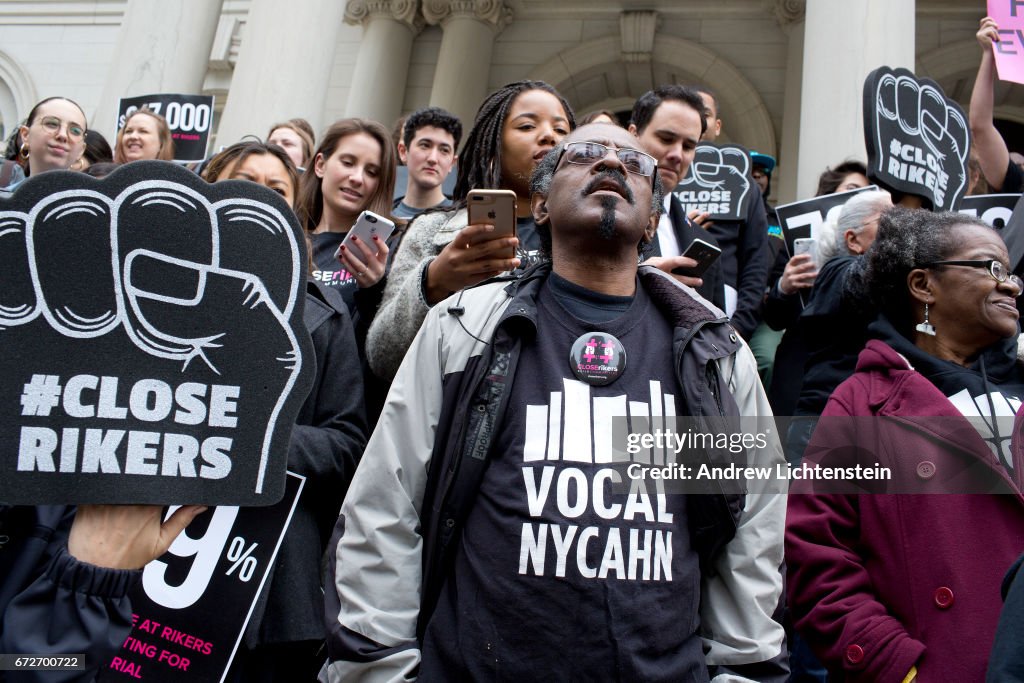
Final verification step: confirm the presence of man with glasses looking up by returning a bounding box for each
[323,122,787,682]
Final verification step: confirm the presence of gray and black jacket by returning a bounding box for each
[324,264,787,682]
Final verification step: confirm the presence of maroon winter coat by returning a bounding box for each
[786,339,1024,682]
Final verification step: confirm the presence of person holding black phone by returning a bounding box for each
[627,85,726,311]
[689,86,771,341]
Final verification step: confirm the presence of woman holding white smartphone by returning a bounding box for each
[367,80,576,381]
[296,118,398,316]
[295,118,402,428]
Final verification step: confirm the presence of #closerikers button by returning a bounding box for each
[569,332,626,386]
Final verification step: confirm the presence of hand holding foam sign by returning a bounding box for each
[673,143,752,221]
[99,473,305,682]
[0,161,314,505]
[863,66,970,211]
[987,2,1024,85]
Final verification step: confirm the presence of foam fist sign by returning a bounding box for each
[863,66,970,211]
[0,162,314,505]
[673,143,752,221]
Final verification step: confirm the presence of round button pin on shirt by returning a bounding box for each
[569,332,626,386]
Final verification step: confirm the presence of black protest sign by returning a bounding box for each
[958,194,1019,229]
[672,143,752,221]
[0,161,315,505]
[863,66,970,211]
[98,472,305,682]
[1000,193,1024,273]
[117,94,215,162]
[775,185,878,257]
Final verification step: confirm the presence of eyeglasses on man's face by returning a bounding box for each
[37,116,85,140]
[558,141,658,179]
[923,259,1024,296]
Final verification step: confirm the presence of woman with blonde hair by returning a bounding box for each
[114,107,174,163]
[267,118,315,170]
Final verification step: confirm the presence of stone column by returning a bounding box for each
[771,1,805,205]
[343,0,422,125]
[94,0,224,138]
[795,0,915,199]
[425,0,512,135]
[215,0,347,147]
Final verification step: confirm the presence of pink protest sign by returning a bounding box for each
[989,0,1024,84]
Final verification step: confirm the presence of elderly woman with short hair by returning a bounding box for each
[787,208,1024,682]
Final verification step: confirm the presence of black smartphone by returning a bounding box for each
[672,238,722,277]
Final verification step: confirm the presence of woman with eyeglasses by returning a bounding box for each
[786,208,1024,682]
[3,97,88,190]
[366,80,575,381]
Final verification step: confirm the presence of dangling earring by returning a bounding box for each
[916,302,936,336]
[19,143,29,160]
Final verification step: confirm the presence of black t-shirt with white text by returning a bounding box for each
[309,232,357,312]
[516,216,545,271]
[420,273,707,682]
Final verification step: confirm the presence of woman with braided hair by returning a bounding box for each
[366,80,574,381]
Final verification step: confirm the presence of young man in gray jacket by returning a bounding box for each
[323,122,787,682]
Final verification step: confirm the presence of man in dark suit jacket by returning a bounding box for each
[628,85,726,311]
[691,86,770,340]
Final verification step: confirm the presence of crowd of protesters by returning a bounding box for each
[3,14,1024,683]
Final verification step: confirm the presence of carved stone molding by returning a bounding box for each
[344,0,423,33]
[209,16,241,71]
[765,0,805,27]
[422,0,512,34]
[620,11,659,64]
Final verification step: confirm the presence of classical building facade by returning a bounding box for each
[0,0,997,201]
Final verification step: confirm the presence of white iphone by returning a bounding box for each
[334,210,396,265]
[793,237,819,268]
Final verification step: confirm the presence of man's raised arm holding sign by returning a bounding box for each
[971,16,1023,194]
